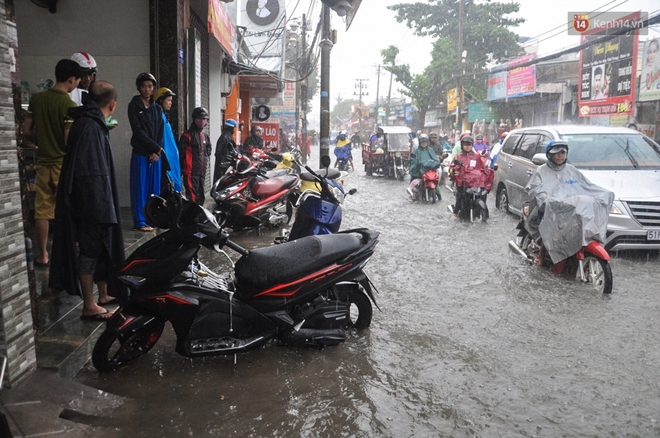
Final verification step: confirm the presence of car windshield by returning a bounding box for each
[560,134,660,170]
[387,133,410,151]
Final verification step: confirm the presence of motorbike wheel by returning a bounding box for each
[481,205,489,223]
[577,256,613,294]
[337,289,373,330]
[427,188,436,204]
[92,320,165,372]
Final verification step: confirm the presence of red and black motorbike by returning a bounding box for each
[92,191,380,371]
[508,202,613,294]
[212,150,300,229]
[419,168,441,204]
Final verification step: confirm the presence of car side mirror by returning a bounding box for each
[531,153,548,165]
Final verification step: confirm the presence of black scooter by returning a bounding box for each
[92,190,380,372]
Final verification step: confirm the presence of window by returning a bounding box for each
[517,134,540,160]
[501,133,521,155]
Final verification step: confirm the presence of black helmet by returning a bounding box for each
[429,131,439,139]
[461,135,474,145]
[338,132,347,141]
[136,72,156,89]
[192,107,209,120]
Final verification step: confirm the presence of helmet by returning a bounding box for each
[192,107,209,120]
[461,135,474,145]
[418,133,430,143]
[71,52,97,72]
[545,140,569,156]
[153,87,175,103]
[338,133,347,141]
[500,132,508,139]
[135,72,156,89]
[416,130,422,136]
[224,118,238,128]
[429,132,439,139]
[459,130,472,140]
[476,134,483,140]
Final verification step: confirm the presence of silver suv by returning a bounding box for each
[493,125,660,252]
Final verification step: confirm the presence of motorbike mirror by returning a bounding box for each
[320,155,331,169]
[348,188,357,195]
[493,164,499,171]
[262,160,277,169]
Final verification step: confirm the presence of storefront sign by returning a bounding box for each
[639,39,660,102]
[208,0,236,59]
[506,53,536,98]
[487,71,507,101]
[468,103,497,123]
[577,12,639,117]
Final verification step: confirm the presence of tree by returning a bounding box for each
[330,98,359,129]
[384,0,524,128]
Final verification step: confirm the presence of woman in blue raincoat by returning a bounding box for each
[154,87,182,192]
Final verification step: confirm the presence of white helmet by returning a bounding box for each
[70,52,97,72]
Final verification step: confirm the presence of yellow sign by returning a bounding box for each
[447,88,457,111]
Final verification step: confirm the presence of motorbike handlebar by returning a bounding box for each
[224,238,249,257]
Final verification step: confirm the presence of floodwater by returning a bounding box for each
[77,156,660,437]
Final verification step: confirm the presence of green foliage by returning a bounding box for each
[331,98,360,126]
[381,0,524,127]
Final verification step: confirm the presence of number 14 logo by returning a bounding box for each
[573,14,590,33]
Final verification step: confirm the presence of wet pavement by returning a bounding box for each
[70,157,660,437]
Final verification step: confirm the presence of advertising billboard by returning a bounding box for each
[506,53,536,98]
[639,38,660,102]
[577,12,639,117]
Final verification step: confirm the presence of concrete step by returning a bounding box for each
[34,214,156,379]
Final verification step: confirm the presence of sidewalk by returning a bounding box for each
[0,207,154,437]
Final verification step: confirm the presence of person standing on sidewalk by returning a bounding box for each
[179,107,212,205]
[49,81,125,320]
[154,87,182,192]
[128,72,163,231]
[69,52,97,105]
[213,118,238,184]
[23,59,82,268]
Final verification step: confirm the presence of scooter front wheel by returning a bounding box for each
[92,320,165,372]
[578,256,613,294]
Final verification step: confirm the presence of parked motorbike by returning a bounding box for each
[92,190,380,372]
[212,150,300,229]
[280,155,357,242]
[508,202,613,294]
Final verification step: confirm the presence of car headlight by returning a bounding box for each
[610,202,623,215]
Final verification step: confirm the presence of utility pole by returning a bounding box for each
[319,5,332,166]
[353,78,368,134]
[300,14,308,165]
[386,71,393,127]
[456,0,464,131]
[375,64,381,127]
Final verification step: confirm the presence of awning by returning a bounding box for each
[229,60,282,98]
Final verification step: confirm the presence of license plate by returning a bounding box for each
[648,230,660,240]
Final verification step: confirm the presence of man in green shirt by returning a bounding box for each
[23,59,81,267]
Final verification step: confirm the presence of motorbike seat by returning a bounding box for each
[234,233,363,297]
[251,175,299,197]
[301,168,341,181]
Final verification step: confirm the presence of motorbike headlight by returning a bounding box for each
[395,152,401,158]
[332,186,345,204]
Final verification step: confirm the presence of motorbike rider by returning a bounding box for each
[333,132,354,170]
[473,134,490,159]
[429,132,443,157]
[407,133,440,199]
[449,135,490,219]
[525,140,614,265]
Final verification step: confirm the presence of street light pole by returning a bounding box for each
[319,4,332,166]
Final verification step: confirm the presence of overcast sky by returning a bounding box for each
[325,0,660,104]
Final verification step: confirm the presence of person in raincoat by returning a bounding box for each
[407,133,440,199]
[49,81,126,320]
[333,132,354,170]
[525,140,614,265]
[154,87,182,192]
[449,135,493,219]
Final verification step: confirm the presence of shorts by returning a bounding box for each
[77,223,111,276]
[34,164,62,220]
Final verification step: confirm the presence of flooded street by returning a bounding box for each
[77,161,660,437]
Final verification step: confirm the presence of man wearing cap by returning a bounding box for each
[213,119,238,184]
